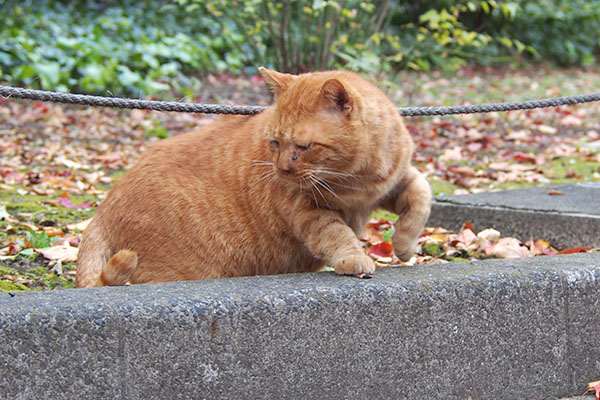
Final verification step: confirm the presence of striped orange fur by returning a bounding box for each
[76,68,431,287]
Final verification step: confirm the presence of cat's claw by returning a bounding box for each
[334,253,376,276]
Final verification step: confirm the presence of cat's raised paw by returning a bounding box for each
[334,253,376,276]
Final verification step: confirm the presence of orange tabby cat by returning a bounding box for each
[76,68,431,287]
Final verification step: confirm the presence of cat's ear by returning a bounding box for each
[258,67,295,96]
[319,79,353,114]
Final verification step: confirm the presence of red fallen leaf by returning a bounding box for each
[366,218,394,231]
[58,193,93,209]
[557,246,592,254]
[361,224,383,245]
[460,221,475,233]
[513,153,537,164]
[547,190,564,196]
[565,170,583,179]
[368,242,394,258]
[32,102,49,113]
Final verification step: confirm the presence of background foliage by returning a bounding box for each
[0,0,599,95]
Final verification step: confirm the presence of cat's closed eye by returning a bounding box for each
[296,143,312,151]
[270,140,280,148]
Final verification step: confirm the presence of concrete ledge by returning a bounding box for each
[428,183,600,249]
[2,253,600,399]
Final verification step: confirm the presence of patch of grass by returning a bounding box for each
[0,190,98,225]
[25,267,75,290]
[546,157,600,183]
[446,256,470,262]
[0,187,92,291]
[0,262,77,292]
[423,242,443,257]
[430,180,463,197]
[0,280,29,291]
[0,265,18,275]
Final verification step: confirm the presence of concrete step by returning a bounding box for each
[1,253,599,399]
[428,182,600,249]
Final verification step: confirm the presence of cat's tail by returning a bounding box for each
[77,248,138,288]
[77,224,138,287]
[100,250,138,286]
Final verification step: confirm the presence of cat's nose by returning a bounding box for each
[280,162,296,174]
[277,155,297,175]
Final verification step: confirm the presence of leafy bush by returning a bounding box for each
[387,1,527,71]
[491,0,600,66]
[174,0,523,74]
[0,0,233,95]
[174,0,396,73]
[0,0,598,95]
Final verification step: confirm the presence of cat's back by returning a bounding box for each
[135,114,259,173]
[92,112,269,232]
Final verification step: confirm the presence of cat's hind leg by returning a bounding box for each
[380,167,432,261]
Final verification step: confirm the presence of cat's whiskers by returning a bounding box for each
[309,185,320,208]
[308,176,330,208]
[246,159,275,168]
[313,167,357,180]
[243,159,280,189]
[312,168,365,192]
[311,174,345,205]
[296,173,319,208]
[246,166,278,190]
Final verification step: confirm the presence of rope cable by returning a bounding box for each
[1,85,599,117]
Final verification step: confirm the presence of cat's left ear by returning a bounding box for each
[319,79,353,114]
[258,67,295,96]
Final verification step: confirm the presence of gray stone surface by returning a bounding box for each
[1,253,600,399]
[428,182,600,249]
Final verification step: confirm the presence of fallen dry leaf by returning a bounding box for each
[537,124,557,134]
[560,114,583,126]
[59,193,93,209]
[36,244,79,263]
[557,246,592,254]
[67,218,92,232]
[581,380,600,399]
[368,242,394,259]
[0,204,11,220]
[485,237,531,258]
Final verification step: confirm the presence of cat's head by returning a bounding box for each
[258,68,374,185]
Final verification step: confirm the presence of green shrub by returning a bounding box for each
[492,0,600,66]
[0,0,598,95]
[0,0,229,95]
[174,0,523,74]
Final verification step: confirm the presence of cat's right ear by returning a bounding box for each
[258,67,295,96]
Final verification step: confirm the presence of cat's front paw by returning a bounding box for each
[334,252,376,276]
[392,232,418,262]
